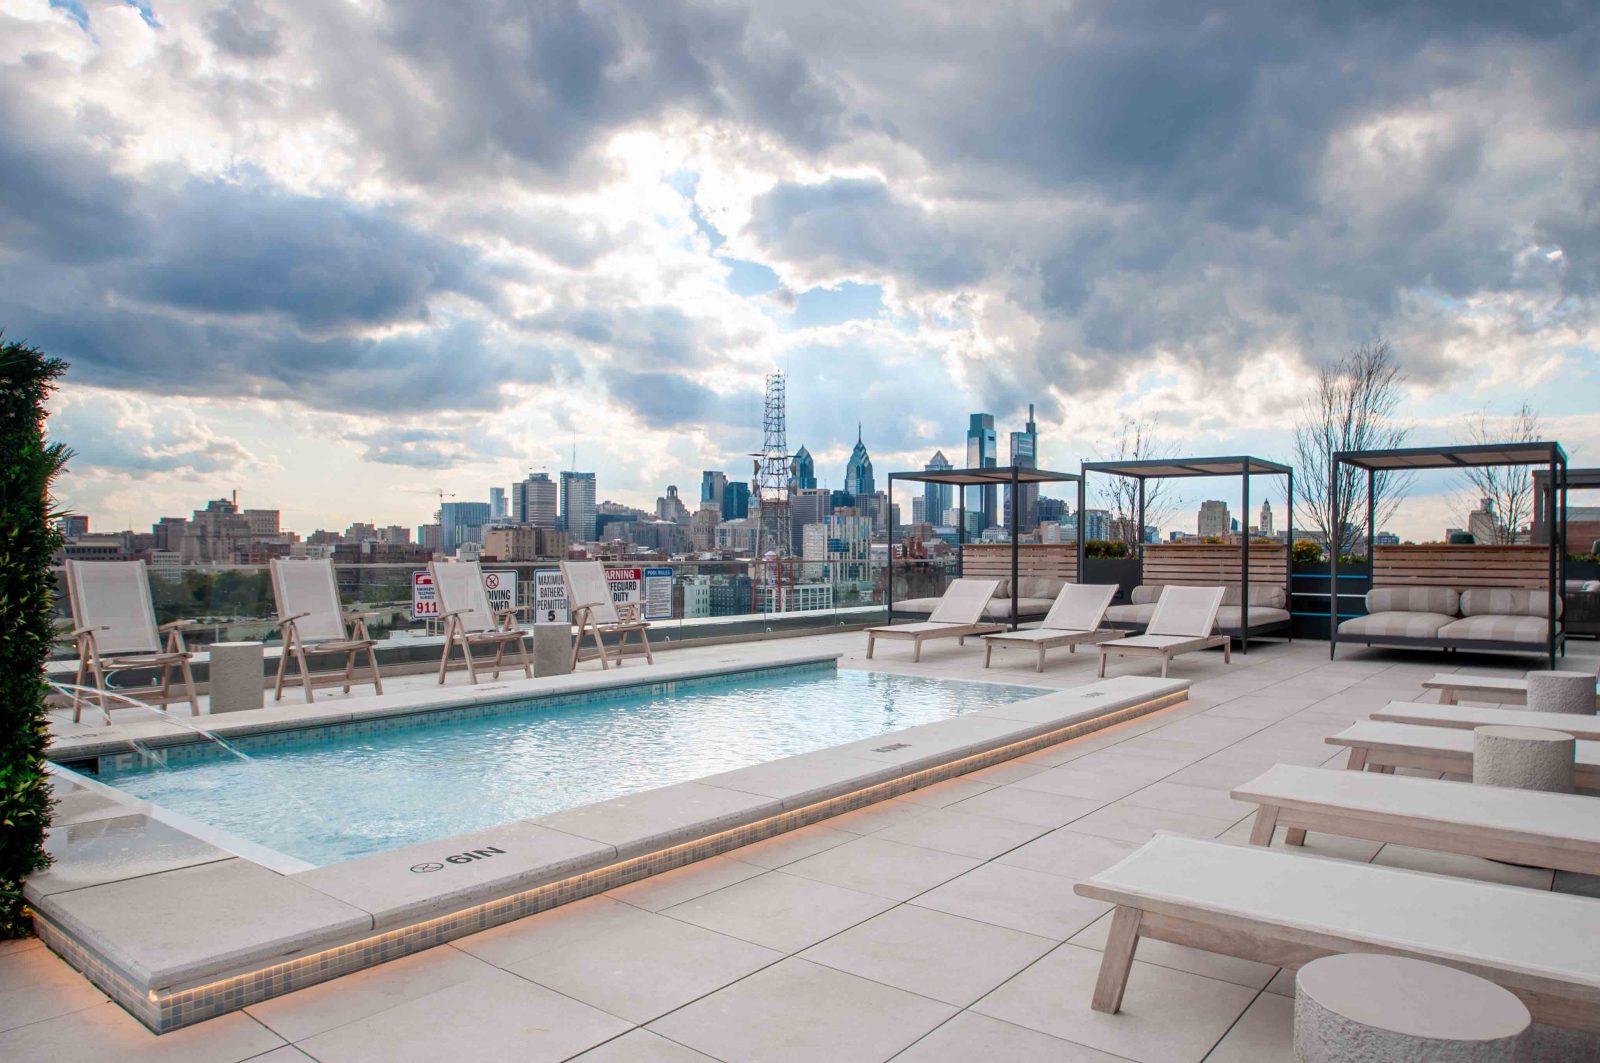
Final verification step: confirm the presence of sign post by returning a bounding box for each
[533,569,569,625]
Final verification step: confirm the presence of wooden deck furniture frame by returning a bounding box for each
[867,577,1005,661]
[1235,763,1600,875]
[1326,720,1600,788]
[982,583,1119,671]
[1074,834,1600,1031]
[1080,456,1293,650]
[1419,672,1599,708]
[1330,441,1568,667]
[64,559,200,722]
[269,559,383,704]
[429,560,532,684]
[1097,585,1230,678]
[562,560,654,670]
[885,463,1083,631]
[1373,700,1600,739]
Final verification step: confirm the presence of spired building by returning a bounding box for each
[845,427,875,496]
[924,450,953,527]
[1006,404,1039,533]
[791,446,817,491]
[966,413,997,531]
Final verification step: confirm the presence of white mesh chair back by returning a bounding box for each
[1147,585,1226,638]
[66,560,161,655]
[430,561,495,633]
[270,559,347,642]
[562,561,621,625]
[929,578,1000,625]
[1042,584,1117,632]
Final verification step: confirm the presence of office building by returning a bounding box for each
[845,427,875,496]
[965,413,997,530]
[790,446,816,490]
[923,451,953,534]
[481,525,568,561]
[1081,509,1111,542]
[1006,404,1039,532]
[439,501,491,553]
[417,523,442,551]
[656,485,690,524]
[57,514,90,537]
[721,481,750,520]
[790,486,832,547]
[690,507,721,551]
[911,497,926,524]
[560,471,597,541]
[489,487,507,521]
[700,471,727,510]
[513,472,558,527]
[1198,500,1231,538]
[801,514,873,584]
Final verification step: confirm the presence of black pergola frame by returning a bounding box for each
[1076,456,1294,649]
[1329,441,1568,666]
[886,465,1083,631]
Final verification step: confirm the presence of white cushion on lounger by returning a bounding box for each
[1339,612,1456,639]
[1437,616,1560,644]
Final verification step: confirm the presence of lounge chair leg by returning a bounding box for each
[640,629,654,665]
[438,628,454,685]
[1160,656,1170,678]
[160,660,173,710]
[913,639,922,663]
[1372,763,1394,775]
[1223,639,1231,664]
[298,645,316,704]
[273,636,291,701]
[1037,646,1045,673]
[341,647,356,693]
[1285,828,1307,846]
[1097,652,1108,679]
[88,654,112,724]
[984,642,993,668]
[592,627,610,669]
[866,635,875,659]
[1249,805,1279,846]
[367,642,384,695]
[570,624,584,670]
[72,652,89,722]
[1092,906,1142,1014]
[1346,747,1368,771]
[491,638,506,680]
[179,655,199,716]
[517,632,533,678]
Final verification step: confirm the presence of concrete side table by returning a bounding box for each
[531,625,574,678]
[1473,725,1575,793]
[208,642,265,714]
[1524,670,1596,715]
[1294,953,1529,1062]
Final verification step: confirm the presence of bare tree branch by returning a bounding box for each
[1098,416,1176,546]
[1292,341,1411,558]
[1454,403,1542,543]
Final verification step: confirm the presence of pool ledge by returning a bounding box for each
[28,674,1189,1033]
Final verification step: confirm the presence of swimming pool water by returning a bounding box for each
[92,666,1043,866]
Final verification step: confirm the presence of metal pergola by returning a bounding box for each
[886,466,1082,630]
[1077,456,1294,647]
[1330,441,1568,666]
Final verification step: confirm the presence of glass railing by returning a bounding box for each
[46,557,971,660]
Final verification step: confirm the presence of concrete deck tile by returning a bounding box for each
[894,1011,1131,1062]
[662,870,895,953]
[1263,967,1295,997]
[605,854,766,912]
[895,776,996,808]
[47,785,141,827]
[1159,754,1286,792]
[35,858,372,989]
[569,1029,719,1062]
[1118,781,1255,823]
[1202,990,1293,1062]
[452,895,661,968]
[647,957,956,1063]
[781,835,981,900]
[1219,817,1385,862]
[294,818,616,930]
[0,944,109,1033]
[247,1048,317,1061]
[825,714,1040,772]
[722,823,856,869]
[820,797,929,835]
[0,1001,282,1063]
[1070,911,1279,989]
[944,785,1104,828]
[911,862,1110,940]
[1062,803,1241,844]
[29,814,234,897]
[509,910,781,1023]
[0,938,41,959]
[296,968,630,1063]
[800,905,1055,1007]
[1010,765,1151,802]
[995,829,1140,881]
[534,781,781,860]
[961,758,1051,784]
[245,944,496,1042]
[870,806,1050,860]
[1371,843,1556,890]
[972,944,1256,1063]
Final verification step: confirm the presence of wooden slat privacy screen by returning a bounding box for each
[960,544,1079,582]
[1373,545,1550,590]
[1141,544,1288,587]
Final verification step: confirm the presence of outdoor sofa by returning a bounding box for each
[1103,583,1291,639]
[893,575,1066,622]
[1336,586,1561,658]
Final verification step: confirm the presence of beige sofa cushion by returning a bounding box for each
[1216,606,1291,630]
[1367,586,1460,616]
[1460,588,1561,619]
[1016,576,1065,599]
[1104,603,1158,626]
[1130,585,1164,605]
[1339,612,1456,639]
[1438,615,1559,644]
[981,597,1055,619]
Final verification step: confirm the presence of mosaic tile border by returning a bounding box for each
[34,686,1185,1033]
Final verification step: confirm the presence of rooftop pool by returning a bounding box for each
[88,662,1044,866]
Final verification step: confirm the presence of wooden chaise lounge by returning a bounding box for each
[1373,701,1600,741]
[981,583,1119,672]
[1097,585,1229,678]
[1234,764,1600,875]
[865,578,1005,662]
[1326,720,1600,788]
[1420,673,1599,708]
[1073,834,1600,1031]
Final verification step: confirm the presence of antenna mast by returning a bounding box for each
[753,372,791,559]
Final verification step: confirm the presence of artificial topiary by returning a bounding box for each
[0,339,70,937]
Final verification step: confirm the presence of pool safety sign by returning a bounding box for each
[606,567,643,608]
[643,567,673,620]
[533,569,569,624]
[411,569,518,620]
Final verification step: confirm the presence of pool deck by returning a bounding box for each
[8,631,1600,1061]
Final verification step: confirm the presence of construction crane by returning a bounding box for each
[402,487,455,519]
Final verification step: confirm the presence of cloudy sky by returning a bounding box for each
[6,0,1598,539]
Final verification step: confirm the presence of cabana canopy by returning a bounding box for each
[1078,456,1294,646]
[1330,441,1567,665]
[887,465,1082,630]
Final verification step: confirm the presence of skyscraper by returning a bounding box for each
[488,486,507,521]
[700,470,727,509]
[1006,404,1039,532]
[1259,499,1274,537]
[513,472,557,527]
[439,501,491,553]
[560,471,597,541]
[966,413,997,530]
[845,427,874,496]
[923,451,953,527]
[1198,500,1231,538]
[722,481,750,520]
[790,446,816,490]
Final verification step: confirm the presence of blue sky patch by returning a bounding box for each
[789,281,885,328]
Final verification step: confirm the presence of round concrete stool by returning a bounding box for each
[1473,725,1574,793]
[1294,954,1530,1062]
[1524,670,1596,715]
[208,641,265,714]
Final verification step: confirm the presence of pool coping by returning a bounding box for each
[29,667,1190,1033]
